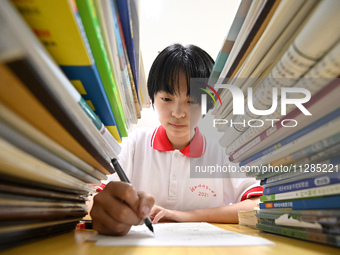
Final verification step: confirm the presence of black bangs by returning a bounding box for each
[147,44,214,104]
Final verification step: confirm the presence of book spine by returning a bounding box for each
[115,0,139,99]
[259,194,340,210]
[261,155,340,186]
[105,0,140,121]
[230,78,340,162]
[220,0,340,149]
[12,0,122,143]
[269,133,340,167]
[240,108,340,166]
[263,171,340,196]
[93,0,136,128]
[0,101,107,180]
[115,1,141,118]
[227,40,340,158]
[256,223,340,247]
[0,119,101,184]
[208,0,252,86]
[75,0,128,137]
[260,183,340,202]
[254,140,340,181]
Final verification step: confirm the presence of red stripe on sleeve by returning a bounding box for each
[240,186,263,201]
[91,183,106,192]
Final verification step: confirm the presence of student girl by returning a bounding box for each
[90,44,262,236]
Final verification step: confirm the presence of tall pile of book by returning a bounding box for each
[0,0,145,250]
[209,0,340,247]
[10,0,149,144]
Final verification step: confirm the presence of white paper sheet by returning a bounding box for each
[88,222,275,246]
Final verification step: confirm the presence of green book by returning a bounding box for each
[260,183,340,202]
[75,0,128,137]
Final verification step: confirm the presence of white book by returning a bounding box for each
[0,118,102,184]
[0,102,107,181]
[0,137,95,193]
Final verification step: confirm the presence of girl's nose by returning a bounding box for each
[171,103,186,118]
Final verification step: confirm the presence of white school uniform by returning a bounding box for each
[105,126,262,211]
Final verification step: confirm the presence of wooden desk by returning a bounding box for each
[1,224,339,255]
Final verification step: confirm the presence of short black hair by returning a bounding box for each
[147,44,214,110]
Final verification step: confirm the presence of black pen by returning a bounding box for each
[111,158,154,233]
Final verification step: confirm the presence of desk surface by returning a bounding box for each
[2,224,339,255]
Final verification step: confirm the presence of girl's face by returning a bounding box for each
[153,72,202,149]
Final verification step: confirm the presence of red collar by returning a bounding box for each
[150,125,206,158]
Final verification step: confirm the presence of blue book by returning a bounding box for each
[259,194,340,210]
[115,0,139,99]
[240,107,340,166]
[61,65,121,142]
[263,172,340,195]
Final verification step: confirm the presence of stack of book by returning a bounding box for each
[208,0,340,247]
[10,0,149,143]
[0,0,144,250]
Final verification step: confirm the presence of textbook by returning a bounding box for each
[217,0,340,149]
[256,209,340,221]
[115,3,142,117]
[267,133,340,168]
[256,223,340,247]
[238,209,259,229]
[219,0,278,81]
[0,3,120,172]
[76,0,128,137]
[230,78,340,162]
[260,155,340,187]
[0,62,110,175]
[94,0,139,123]
[213,0,317,120]
[0,137,94,193]
[208,0,251,87]
[11,0,122,143]
[253,142,340,180]
[262,172,340,196]
[259,194,340,210]
[226,42,340,156]
[239,108,340,167]
[0,219,82,250]
[260,183,340,202]
[112,0,142,118]
[0,118,101,184]
[116,0,139,100]
[258,217,340,235]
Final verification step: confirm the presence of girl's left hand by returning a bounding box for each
[149,205,181,223]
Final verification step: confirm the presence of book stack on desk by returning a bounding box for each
[0,0,146,250]
[208,0,340,247]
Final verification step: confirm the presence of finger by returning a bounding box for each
[137,191,155,218]
[152,210,166,224]
[93,182,142,226]
[106,182,141,213]
[149,206,158,217]
[91,205,132,236]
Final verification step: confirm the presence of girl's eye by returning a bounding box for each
[161,97,171,102]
